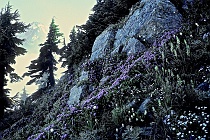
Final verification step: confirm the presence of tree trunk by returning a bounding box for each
[49,63,55,87]
[48,53,55,87]
[0,66,5,119]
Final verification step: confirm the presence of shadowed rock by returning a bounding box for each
[90,0,182,61]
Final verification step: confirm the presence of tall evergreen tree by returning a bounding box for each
[23,18,63,88]
[59,27,80,70]
[0,3,29,118]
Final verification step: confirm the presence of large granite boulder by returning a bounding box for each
[67,85,83,106]
[90,0,182,61]
[138,98,151,114]
[67,70,89,106]
[113,0,182,53]
[90,27,116,61]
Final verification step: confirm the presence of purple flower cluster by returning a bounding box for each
[61,133,68,140]
[96,89,108,99]
[82,59,91,69]
[67,104,82,114]
[83,89,108,106]
[141,51,156,68]
[134,73,142,78]
[142,51,155,61]
[44,124,54,131]
[84,104,99,110]
[27,132,44,140]
[68,73,73,85]
[27,123,58,140]
[69,106,77,113]
[57,112,65,121]
[152,29,179,47]
[82,50,157,108]
[110,73,129,89]
[117,55,135,73]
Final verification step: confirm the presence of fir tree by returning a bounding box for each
[0,3,29,118]
[23,18,63,88]
[59,26,81,71]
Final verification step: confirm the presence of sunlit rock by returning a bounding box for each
[90,27,115,61]
[90,0,182,61]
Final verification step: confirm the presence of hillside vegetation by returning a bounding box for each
[1,0,210,140]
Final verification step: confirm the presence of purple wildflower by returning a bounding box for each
[44,124,54,131]
[134,73,141,78]
[97,89,105,99]
[68,105,77,114]
[111,78,120,87]
[61,134,68,140]
[152,29,179,47]
[142,51,155,61]
[27,132,45,140]
[83,95,97,107]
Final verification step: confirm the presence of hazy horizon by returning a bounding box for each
[0,0,96,97]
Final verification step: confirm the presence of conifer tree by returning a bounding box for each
[0,3,29,118]
[23,18,63,88]
[59,27,76,68]
[59,27,82,71]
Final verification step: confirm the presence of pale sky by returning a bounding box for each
[0,0,96,96]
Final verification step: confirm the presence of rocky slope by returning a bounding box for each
[1,0,210,139]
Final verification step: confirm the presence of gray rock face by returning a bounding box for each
[182,0,195,10]
[99,76,110,86]
[114,0,182,51]
[67,85,83,106]
[67,84,89,106]
[79,71,89,82]
[89,0,182,61]
[90,27,115,61]
[112,37,146,55]
[203,32,210,42]
[68,70,89,106]
[138,98,151,113]
[69,0,183,106]
[123,38,146,54]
